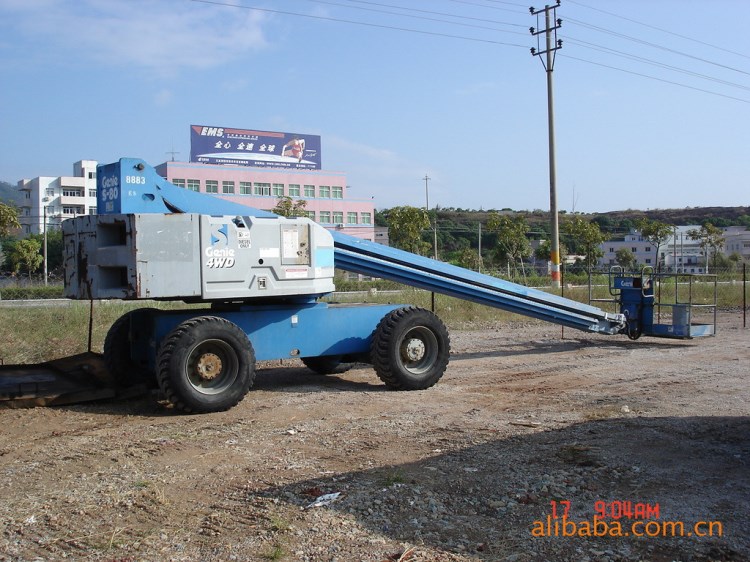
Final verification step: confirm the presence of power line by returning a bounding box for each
[565,37,750,93]
[565,17,750,77]
[190,0,528,48]
[292,0,528,36]
[566,0,750,62]
[444,0,526,15]
[560,53,750,105]
[334,0,527,29]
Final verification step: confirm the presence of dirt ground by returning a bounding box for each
[1,317,748,562]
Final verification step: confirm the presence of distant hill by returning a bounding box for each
[431,206,750,234]
[0,180,21,205]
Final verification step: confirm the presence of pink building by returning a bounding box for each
[155,161,376,241]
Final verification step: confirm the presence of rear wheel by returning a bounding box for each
[370,306,450,390]
[301,355,352,375]
[103,309,155,387]
[156,316,255,413]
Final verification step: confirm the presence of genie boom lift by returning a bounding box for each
[7,158,714,412]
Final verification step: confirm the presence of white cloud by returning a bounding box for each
[153,88,173,106]
[1,0,269,72]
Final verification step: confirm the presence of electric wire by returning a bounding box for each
[565,37,750,93]
[566,0,750,61]
[190,0,750,103]
[333,0,527,29]
[565,17,750,77]
[293,0,529,35]
[190,0,529,48]
[560,53,750,105]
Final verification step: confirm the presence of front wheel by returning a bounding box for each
[370,306,450,390]
[156,316,255,413]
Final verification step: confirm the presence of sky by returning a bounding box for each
[0,0,748,213]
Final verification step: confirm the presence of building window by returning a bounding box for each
[361,212,372,225]
[645,246,651,252]
[206,180,219,193]
[303,185,315,197]
[88,171,95,180]
[63,189,82,197]
[332,211,343,224]
[347,212,358,224]
[46,188,55,197]
[319,211,331,223]
[222,181,235,194]
[172,178,186,188]
[63,206,84,215]
[272,183,284,196]
[240,182,252,195]
[254,182,271,196]
[187,179,200,192]
[304,211,315,220]
[332,186,343,199]
[631,247,637,253]
[319,185,331,198]
[609,247,614,253]
[288,184,301,197]
[89,207,97,215]
[25,192,30,199]
[645,259,652,264]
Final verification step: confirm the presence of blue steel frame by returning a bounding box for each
[129,303,402,369]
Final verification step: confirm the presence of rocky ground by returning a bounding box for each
[0,317,748,561]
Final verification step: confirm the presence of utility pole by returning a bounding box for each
[423,175,438,260]
[478,221,482,273]
[423,174,438,311]
[43,205,48,286]
[530,1,563,287]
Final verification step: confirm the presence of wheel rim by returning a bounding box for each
[184,339,239,395]
[398,326,439,375]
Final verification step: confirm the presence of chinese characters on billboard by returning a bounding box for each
[190,125,321,170]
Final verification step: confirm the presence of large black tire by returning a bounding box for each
[156,316,255,413]
[301,355,352,375]
[103,309,155,388]
[370,306,450,390]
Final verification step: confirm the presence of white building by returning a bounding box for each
[722,226,750,263]
[598,226,707,273]
[599,230,661,269]
[17,160,98,235]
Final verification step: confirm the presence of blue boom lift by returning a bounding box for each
[2,158,715,412]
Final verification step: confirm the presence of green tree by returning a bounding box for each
[385,206,431,255]
[687,223,725,273]
[534,239,567,265]
[561,217,605,273]
[10,238,43,278]
[636,218,673,272]
[454,247,483,271]
[615,247,637,271]
[272,196,307,217]
[0,203,20,237]
[486,213,532,279]
[29,230,64,274]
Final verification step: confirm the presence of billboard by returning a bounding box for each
[190,125,321,170]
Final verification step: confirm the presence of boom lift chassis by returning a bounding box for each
[0,159,716,412]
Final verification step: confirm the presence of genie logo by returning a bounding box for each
[101,175,119,189]
[205,223,235,268]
